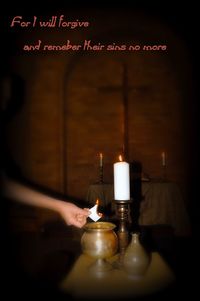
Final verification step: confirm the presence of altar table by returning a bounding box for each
[60,252,175,299]
[86,181,191,236]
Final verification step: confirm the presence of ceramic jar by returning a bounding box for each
[123,232,150,278]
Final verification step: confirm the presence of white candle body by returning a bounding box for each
[114,161,130,200]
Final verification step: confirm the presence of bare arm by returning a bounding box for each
[1,176,89,228]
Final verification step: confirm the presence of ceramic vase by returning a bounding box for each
[123,232,150,278]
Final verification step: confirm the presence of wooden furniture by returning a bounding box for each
[86,181,191,236]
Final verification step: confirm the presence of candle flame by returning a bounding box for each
[119,155,123,162]
[95,199,103,217]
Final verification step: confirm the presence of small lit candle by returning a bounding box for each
[100,153,103,167]
[161,152,166,166]
[113,155,130,200]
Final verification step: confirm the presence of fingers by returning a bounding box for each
[74,213,88,227]
[74,215,87,228]
[76,207,90,216]
[71,220,83,228]
[67,217,85,228]
[62,204,90,228]
[84,208,90,214]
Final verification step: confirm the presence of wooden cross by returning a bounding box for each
[98,63,134,161]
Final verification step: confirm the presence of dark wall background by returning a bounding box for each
[1,4,199,224]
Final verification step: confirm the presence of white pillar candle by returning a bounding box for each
[114,156,130,200]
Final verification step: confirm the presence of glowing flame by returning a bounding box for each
[119,155,123,162]
[95,199,103,217]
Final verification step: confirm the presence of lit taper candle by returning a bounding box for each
[161,151,166,166]
[100,153,103,167]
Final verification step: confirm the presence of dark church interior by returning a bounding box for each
[0,4,199,301]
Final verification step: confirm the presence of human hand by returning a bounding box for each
[58,201,90,228]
